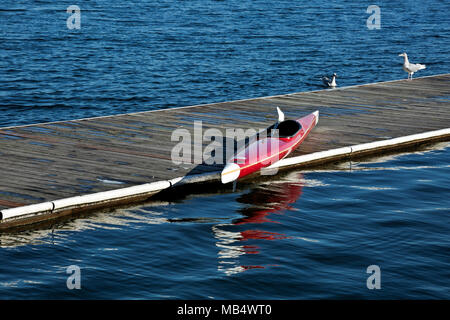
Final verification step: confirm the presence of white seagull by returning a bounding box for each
[398,53,426,80]
[322,73,337,88]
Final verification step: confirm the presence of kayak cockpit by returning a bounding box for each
[268,120,302,138]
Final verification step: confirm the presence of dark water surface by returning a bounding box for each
[0,0,449,299]
[0,143,449,299]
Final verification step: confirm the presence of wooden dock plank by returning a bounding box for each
[0,74,449,218]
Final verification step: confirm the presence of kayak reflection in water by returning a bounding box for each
[213,172,304,275]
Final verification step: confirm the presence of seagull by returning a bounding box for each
[322,73,337,87]
[398,53,426,80]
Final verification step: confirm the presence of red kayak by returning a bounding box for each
[221,108,319,184]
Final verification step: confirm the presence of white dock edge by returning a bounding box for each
[269,128,450,169]
[1,127,450,223]
[0,180,171,221]
[52,181,172,211]
[1,202,54,220]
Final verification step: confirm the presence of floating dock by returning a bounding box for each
[1,74,449,230]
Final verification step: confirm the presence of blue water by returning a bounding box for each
[1,0,449,127]
[0,0,449,299]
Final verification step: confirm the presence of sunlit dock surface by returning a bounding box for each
[1,74,449,230]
